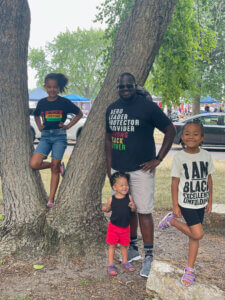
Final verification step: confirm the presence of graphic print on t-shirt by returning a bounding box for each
[45,110,63,122]
[182,161,209,206]
[108,108,140,151]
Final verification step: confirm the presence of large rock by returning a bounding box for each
[204,204,225,229]
[146,260,225,300]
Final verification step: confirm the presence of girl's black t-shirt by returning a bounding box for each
[106,94,171,172]
[110,194,131,228]
[34,96,80,130]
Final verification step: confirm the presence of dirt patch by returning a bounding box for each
[0,210,224,299]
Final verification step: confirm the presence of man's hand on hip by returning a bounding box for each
[140,159,161,172]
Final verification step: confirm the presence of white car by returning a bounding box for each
[30,112,86,142]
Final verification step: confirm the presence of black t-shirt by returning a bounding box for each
[106,94,171,172]
[110,194,132,228]
[34,96,80,130]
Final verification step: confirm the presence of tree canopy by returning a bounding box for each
[29,28,106,99]
[96,0,224,107]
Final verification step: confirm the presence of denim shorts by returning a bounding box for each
[34,129,67,160]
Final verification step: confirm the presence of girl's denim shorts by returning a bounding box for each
[34,129,67,160]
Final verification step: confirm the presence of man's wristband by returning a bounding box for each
[155,155,163,162]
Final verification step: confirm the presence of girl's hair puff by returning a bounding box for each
[181,120,204,148]
[110,172,130,188]
[44,73,68,93]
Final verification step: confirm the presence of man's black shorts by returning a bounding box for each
[179,206,205,226]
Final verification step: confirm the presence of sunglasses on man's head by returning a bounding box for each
[117,84,135,89]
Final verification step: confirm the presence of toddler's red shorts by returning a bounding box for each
[106,222,130,246]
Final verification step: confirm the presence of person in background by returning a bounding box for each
[204,105,210,113]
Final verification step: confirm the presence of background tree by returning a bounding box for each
[0,0,178,259]
[147,0,215,108]
[29,28,106,99]
[199,0,225,100]
[95,0,134,76]
[96,0,223,113]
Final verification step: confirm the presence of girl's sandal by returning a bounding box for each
[181,265,196,287]
[46,201,56,208]
[108,264,117,276]
[158,212,174,230]
[121,262,135,272]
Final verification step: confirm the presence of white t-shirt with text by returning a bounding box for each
[171,149,215,209]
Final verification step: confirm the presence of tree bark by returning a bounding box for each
[50,0,178,259]
[192,96,201,115]
[0,0,178,259]
[192,82,201,115]
[0,0,47,258]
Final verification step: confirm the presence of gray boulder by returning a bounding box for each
[146,260,225,300]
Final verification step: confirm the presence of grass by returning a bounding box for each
[101,157,225,209]
[0,135,224,209]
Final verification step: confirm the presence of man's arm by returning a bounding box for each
[157,123,176,161]
[141,123,176,172]
[105,132,112,178]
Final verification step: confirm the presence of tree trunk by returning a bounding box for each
[50,0,178,259]
[0,0,178,259]
[192,82,201,115]
[192,96,201,115]
[0,0,47,258]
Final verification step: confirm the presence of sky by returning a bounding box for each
[28,0,105,89]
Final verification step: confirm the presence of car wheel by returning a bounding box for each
[76,127,82,139]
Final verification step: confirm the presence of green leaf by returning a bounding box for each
[33,264,44,270]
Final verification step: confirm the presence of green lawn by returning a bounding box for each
[0,155,224,209]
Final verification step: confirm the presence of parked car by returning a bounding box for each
[168,110,179,122]
[30,110,86,142]
[173,112,225,147]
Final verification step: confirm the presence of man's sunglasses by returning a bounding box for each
[117,84,135,89]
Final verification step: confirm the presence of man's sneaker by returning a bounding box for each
[127,246,141,262]
[60,162,66,177]
[140,256,153,278]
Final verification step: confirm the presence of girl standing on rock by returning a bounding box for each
[29,73,83,208]
[158,121,214,286]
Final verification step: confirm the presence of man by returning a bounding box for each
[105,72,176,277]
